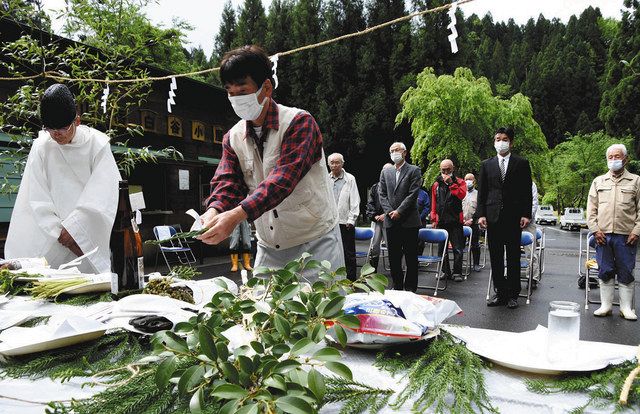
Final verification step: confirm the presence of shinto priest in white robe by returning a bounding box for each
[5,125,120,273]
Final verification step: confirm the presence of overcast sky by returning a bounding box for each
[41,0,626,57]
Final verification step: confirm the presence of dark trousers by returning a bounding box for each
[340,224,357,281]
[487,215,521,299]
[438,222,464,276]
[470,223,481,266]
[386,226,419,292]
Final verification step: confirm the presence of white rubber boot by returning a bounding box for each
[618,282,637,321]
[593,278,614,317]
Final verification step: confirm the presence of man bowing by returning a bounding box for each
[5,84,120,273]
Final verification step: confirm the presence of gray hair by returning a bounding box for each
[327,152,344,164]
[606,144,627,157]
[391,142,406,151]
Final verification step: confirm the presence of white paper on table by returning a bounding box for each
[0,315,104,347]
[156,226,172,240]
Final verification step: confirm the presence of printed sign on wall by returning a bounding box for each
[168,115,183,138]
[192,121,206,141]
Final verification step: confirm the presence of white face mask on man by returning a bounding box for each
[608,159,624,172]
[390,152,404,164]
[228,85,265,121]
[494,140,510,155]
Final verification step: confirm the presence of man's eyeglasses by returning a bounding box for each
[43,122,74,135]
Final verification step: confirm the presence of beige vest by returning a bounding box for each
[228,104,338,250]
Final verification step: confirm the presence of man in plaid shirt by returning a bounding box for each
[197,45,343,276]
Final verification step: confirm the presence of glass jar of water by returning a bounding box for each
[547,301,580,362]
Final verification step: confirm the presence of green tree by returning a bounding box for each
[396,67,548,186]
[212,0,237,65]
[60,0,193,73]
[1,0,50,30]
[599,0,640,152]
[235,0,268,48]
[542,132,631,209]
[265,0,295,102]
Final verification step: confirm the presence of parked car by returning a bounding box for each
[560,207,587,230]
[535,205,557,225]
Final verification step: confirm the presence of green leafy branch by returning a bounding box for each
[148,254,389,414]
[526,359,640,414]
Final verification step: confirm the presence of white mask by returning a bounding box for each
[465,180,474,189]
[390,152,404,164]
[494,140,510,155]
[228,85,265,121]
[608,159,624,172]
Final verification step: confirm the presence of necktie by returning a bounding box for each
[500,158,506,182]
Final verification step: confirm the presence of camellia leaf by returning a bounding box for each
[220,362,239,383]
[320,296,344,319]
[307,368,326,401]
[312,347,342,362]
[189,387,204,414]
[155,355,177,389]
[219,400,240,414]
[334,324,347,347]
[311,322,327,342]
[285,300,307,314]
[325,361,352,380]
[235,403,259,414]
[198,327,217,361]
[155,331,189,353]
[335,314,360,329]
[211,383,249,399]
[237,355,254,374]
[273,313,291,337]
[216,342,229,361]
[273,359,301,374]
[279,283,301,301]
[290,337,315,356]
[360,263,376,275]
[178,365,205,395]
[366,278,386,294]
[275,396,314,414]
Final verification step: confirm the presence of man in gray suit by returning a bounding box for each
[379,142,423,292]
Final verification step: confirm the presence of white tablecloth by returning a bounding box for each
[0,298,636,414]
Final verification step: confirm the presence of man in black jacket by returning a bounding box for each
[477,127,532,309]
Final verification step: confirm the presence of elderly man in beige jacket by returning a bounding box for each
[328,153,361,281]
[587,143,640,320]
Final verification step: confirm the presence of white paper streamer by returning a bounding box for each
[447,2,459,54]
[100,84,109,114]
[270,54,279,89]
[167,76,177,113]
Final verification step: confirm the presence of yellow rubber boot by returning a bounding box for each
[230,254,239,272]
[242,253,253,271]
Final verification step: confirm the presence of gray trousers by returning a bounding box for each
[254,225,345,283]
[229,220,252,252]
[368,221,387,258]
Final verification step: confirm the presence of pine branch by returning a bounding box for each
[144,228,207,245]
[0,331,148,382]
[55,292,112,306]
[323,376,395,414]
[381,332,498,414]
[526,359,640,413]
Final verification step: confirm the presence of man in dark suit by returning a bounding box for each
[379,142,422,292]
[477,127,532,309]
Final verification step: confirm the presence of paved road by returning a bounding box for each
[191,223,640,346]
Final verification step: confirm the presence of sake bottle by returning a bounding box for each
[110,180,144,295]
